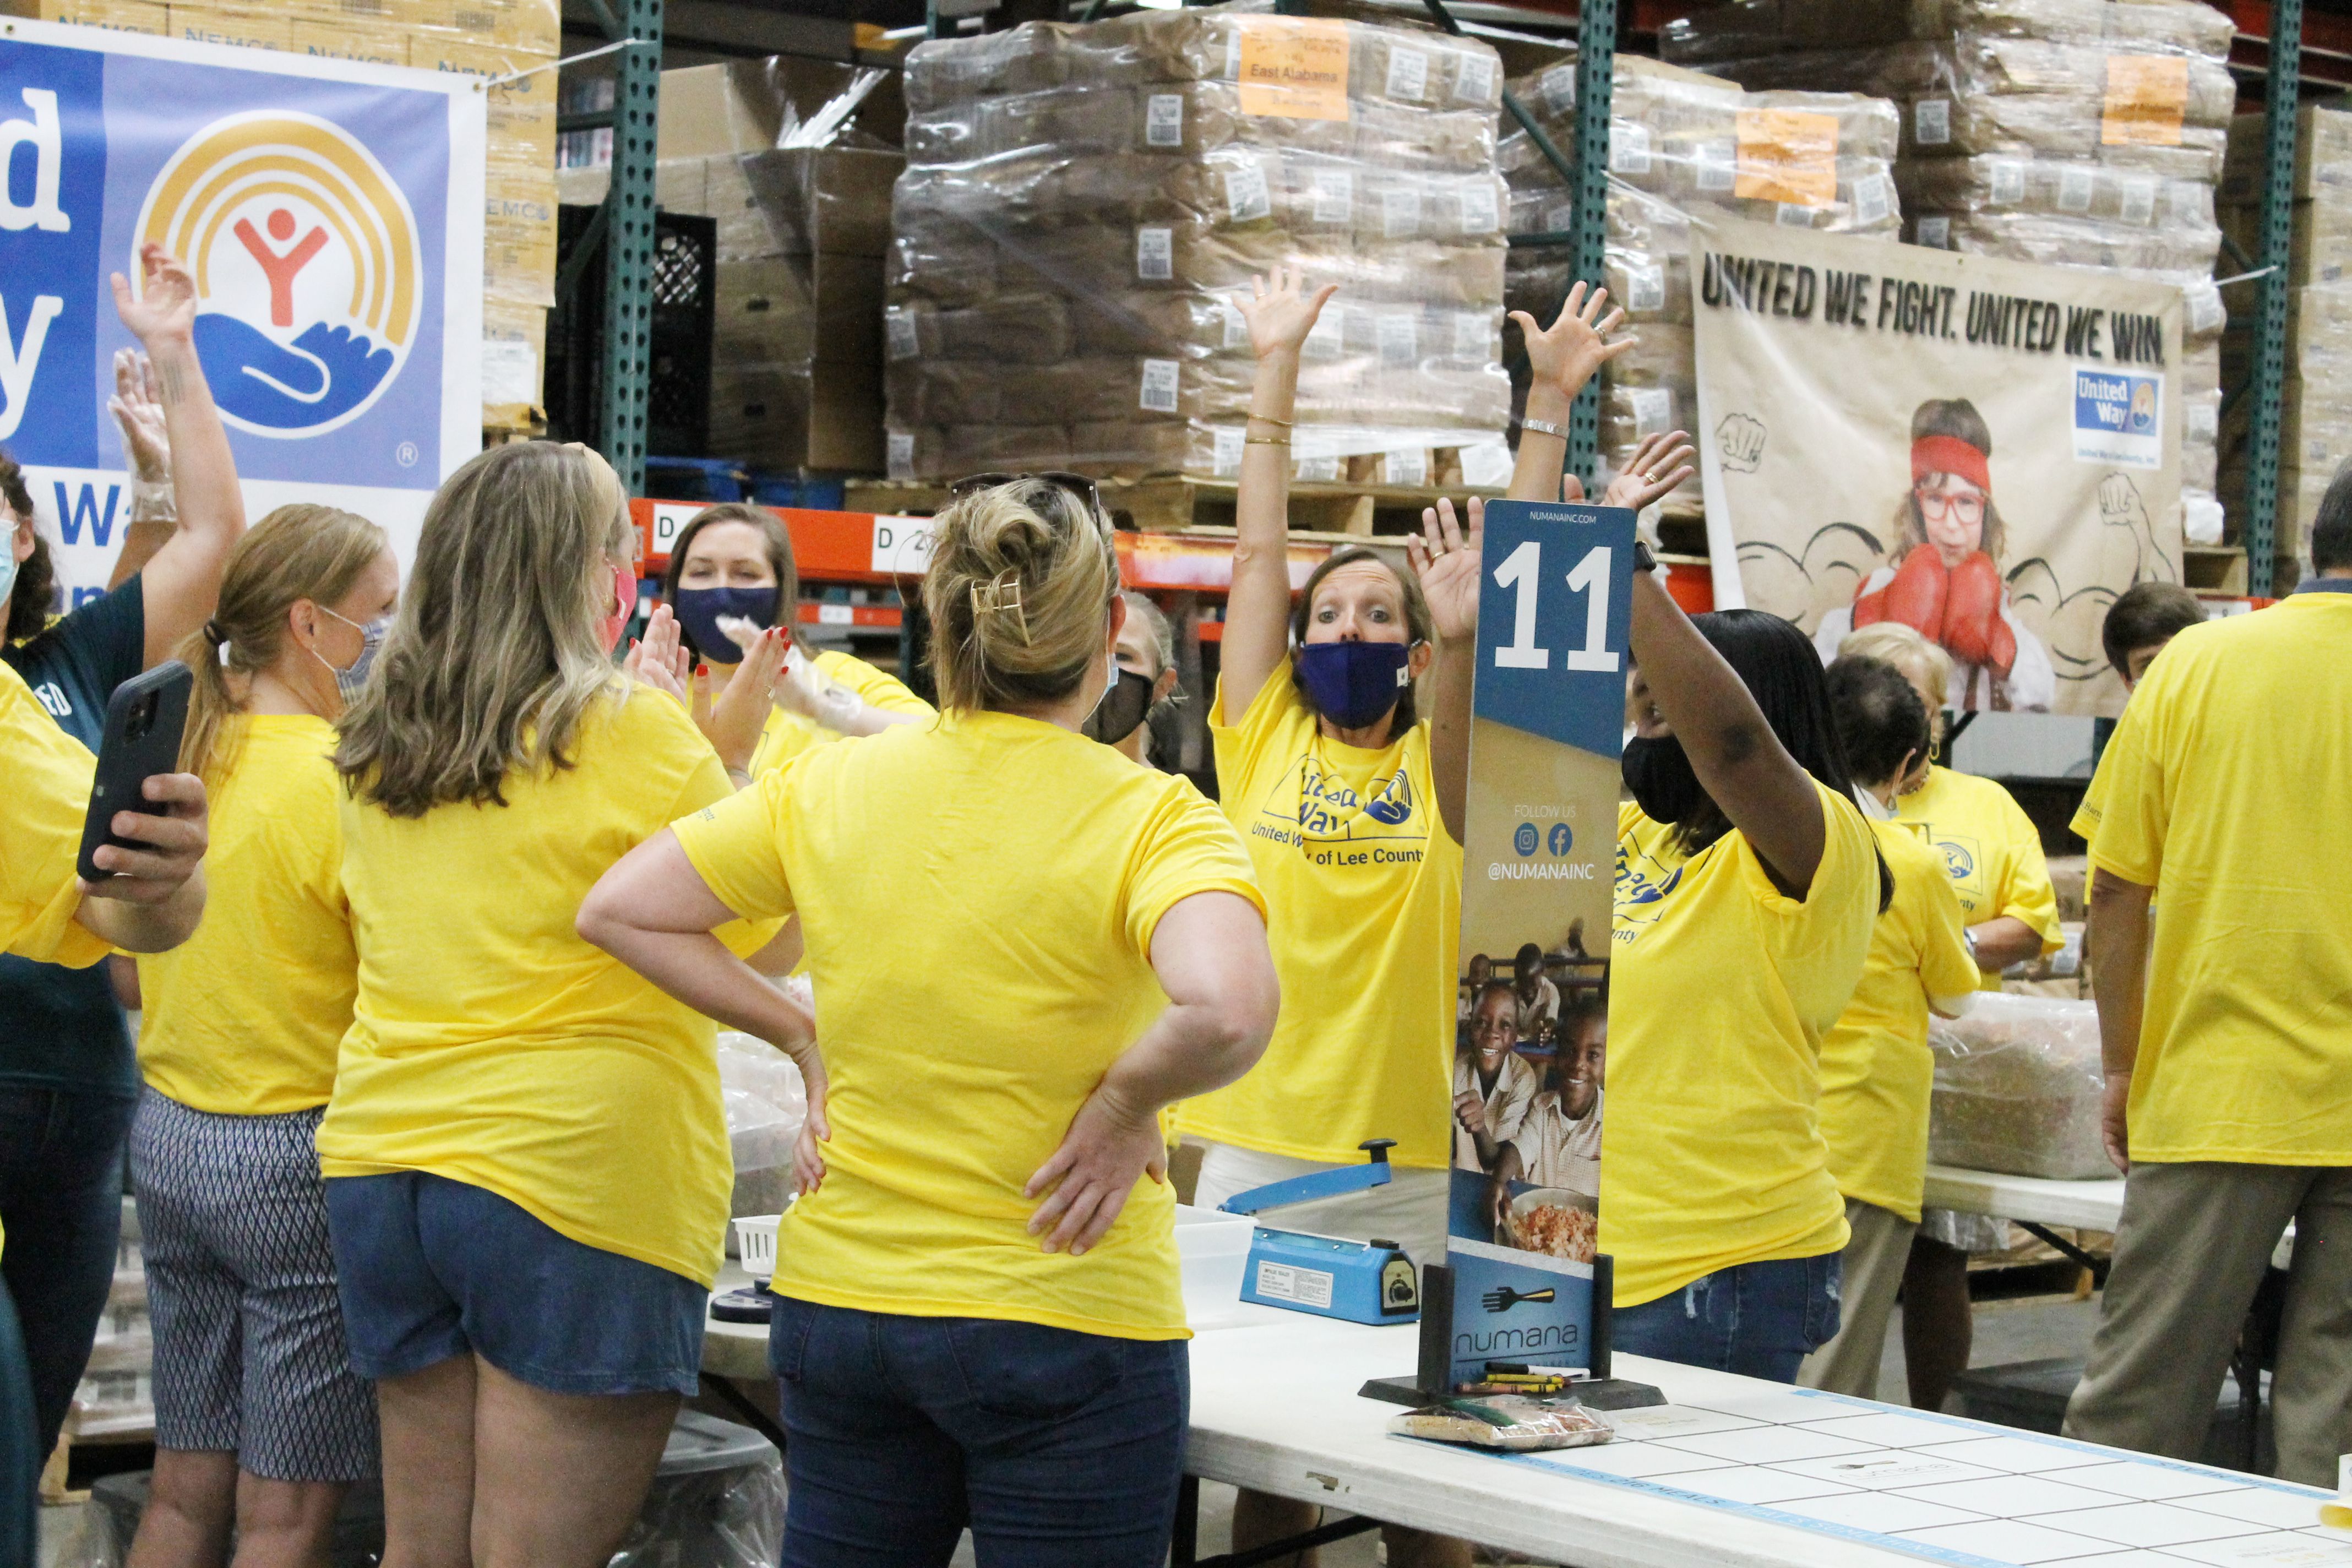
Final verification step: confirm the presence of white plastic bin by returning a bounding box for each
[733,1215,781,1282]
[1174,1204,1253,1314]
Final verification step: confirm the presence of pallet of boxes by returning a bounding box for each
[1498,53,1903,531]
[2218,104,2352,578]
[2,0,562,439]
[1662,0,2235,552]
[880,3,1517,531]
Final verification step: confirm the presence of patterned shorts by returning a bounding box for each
[129,1088,379,1480]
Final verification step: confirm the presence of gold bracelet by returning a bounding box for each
[1247,412,1294,428]
[1245,434,1291,446]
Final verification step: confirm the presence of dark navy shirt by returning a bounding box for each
[0,577,145,1098]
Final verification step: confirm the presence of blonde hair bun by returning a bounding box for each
[924,480,1117,713]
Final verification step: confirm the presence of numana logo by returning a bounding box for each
[133,111,421,438]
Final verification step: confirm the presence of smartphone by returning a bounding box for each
[77,661,194,885]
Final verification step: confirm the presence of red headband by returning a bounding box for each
[1912,434,1990,494]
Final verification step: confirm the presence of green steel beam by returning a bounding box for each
[2249,0,2301,593]
[600,2,662,497]
[1564,0,1615,488]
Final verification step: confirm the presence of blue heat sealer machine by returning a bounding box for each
[1218,1139,1419,1324]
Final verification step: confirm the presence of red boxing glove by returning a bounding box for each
[1854,546,1949,642]
[1942,551,2015,677]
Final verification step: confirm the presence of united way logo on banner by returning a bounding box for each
[134,110,423,438]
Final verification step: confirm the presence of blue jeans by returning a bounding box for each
[0,1087,135,1455]
[768,1298,1189,1568]
[1611,1253,1843,1384]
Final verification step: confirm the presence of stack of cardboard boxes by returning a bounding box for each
[2219,104,2352,570]
[4,0,560,433]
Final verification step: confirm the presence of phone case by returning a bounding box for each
[77,661,194,885]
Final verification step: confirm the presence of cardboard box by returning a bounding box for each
[174,5,293,51]
[709,356,885,472]
[484,170,557,306]
[658,57,905,159]
[482,298,546,431]
[287,18,405,68]
[738,147,901,258]
[0,0,167,35]
[711,251,885,370]
[410,34,559,170]
[2223,106,2352,205]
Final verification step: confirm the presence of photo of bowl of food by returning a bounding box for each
[1503,1186,1598,1263]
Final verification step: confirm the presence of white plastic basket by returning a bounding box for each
[733,1214,782,1282]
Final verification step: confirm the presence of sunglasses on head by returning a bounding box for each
[949,471,1107,522]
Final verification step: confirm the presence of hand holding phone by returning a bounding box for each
[78,662,205,893]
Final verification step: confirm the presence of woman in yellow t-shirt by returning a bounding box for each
[1836,620,2064,1410]
[124,505,396,1568]
[1090,590,1181,767]
[580,476,1277,1568]
[1796,656,1979,1398]
[319,443,790,1568]
[658,501,934,780]
[1608,472,1887,1380]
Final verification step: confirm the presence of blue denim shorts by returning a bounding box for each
[324,1171,707,1397]
[1610,1251,1843,1385]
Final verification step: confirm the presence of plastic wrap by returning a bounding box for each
[887,5,1512,481]
[1665,0,2233,67]
[1928,993,2109,1180]
[1391,1396,1614,1450]
[720,1030,807,1222]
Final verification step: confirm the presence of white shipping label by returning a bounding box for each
[1854,174,1892,226]
[1303,312,1345,362]
[886,432,915,481]
[1137,226,1173,280]
[1541,63,1576,114]
[1454,310,1490,360]
[2187,282,2224,334]
[1989,158,2026,204]
[1382,186,1423,239]
[1918,214,1951,248]
[884,308,919,361]
[1610,122,1652,175]
[1294,454,1341,483]
[1226,28,1240,79]
[1776,200,1812,227]
[1385,448,1429,486]
[1139,358,1180,414]
[1914,97,1951,146]
[2119,176,2157,225]
[480,337,537,405]
[1378,312,1418,366]
[1212,426,1245,477]
[2057,165,2095,213]
[1455,52,1495,105]
[1627,264,1666,313]
[1629,386,1673,434]
[1460,440,1513,488]
[2169,179,2204,224]
[1695,139,1736,193]
[1146,92,1184,148]
[1386,46,1429,102]
[2187,400,2218,440]
[1222,300,1251,350]
[1311,168,1354,225]
[1226,161,1272,222]
[1544,202,1576,233]
[1457,179,1499,235]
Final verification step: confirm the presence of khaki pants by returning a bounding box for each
[2063,1161,2352,1487]
[1798,1198,1917,1398]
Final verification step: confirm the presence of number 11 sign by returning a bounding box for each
[1441,497,1634,1388]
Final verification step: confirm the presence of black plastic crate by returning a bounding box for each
[547,205,717,459]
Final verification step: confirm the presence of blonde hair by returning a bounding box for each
[1121,590,1174,676]
[177,505,385,783]
[922,479,1118,714]
[336,442,633,816]
[1838,620,1952,712]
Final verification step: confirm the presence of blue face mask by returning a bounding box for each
[674,585,781,662]
[315,606,389,702]
[1294,640,1414,731]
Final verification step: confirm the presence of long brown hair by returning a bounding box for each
[176,505,385,782]
[336,442,632,816]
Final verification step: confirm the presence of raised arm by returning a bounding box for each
[104,351,177,591]
[111,246,245,668]
[1408,498,1482,843]
[1506,284,1634,504]
[1024,890,1278,1256]
[1222,266,1337,717]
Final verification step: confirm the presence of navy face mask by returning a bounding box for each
[1294,640,1414,731]
[673,585,780,662]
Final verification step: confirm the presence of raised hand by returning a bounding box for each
[1603,430,1696,514]
[110,243,199,347]
[1239,262,1338,363]
[110,350,171,484]
[1409,496,1484,644]
[1511,281,1634,406]
[694,625,790,777]
[624,603,693,704]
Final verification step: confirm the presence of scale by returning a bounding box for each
[1218,1140,1421,1325]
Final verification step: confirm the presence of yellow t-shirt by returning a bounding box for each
[2089,592,2352,1164]
[1602,784,1879,1306]
[1894,765,2063,990]
[673,710,1262,1341]
[137,715,355,1116]
[2071,743,2116,844]
[0,662,109,969]
[317,688,776,1286]
[747,649,935,778]
[1179,672,1462,1169]
[1816,818,1980,1224]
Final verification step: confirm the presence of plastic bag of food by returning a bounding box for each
[1390,1396,1614,1452]
[718,1028,808,1221]
[1928,993,2107,1179]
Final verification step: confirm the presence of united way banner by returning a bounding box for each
[0,21,485,609]
[1692,215,2184,718]
[1445,497,1631,1386]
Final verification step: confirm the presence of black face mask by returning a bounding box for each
[1084,668,1158,745]
[1622,734,1707,824]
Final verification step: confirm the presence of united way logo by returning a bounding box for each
[133,111,421,437]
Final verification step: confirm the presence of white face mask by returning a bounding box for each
[0,511,22,612]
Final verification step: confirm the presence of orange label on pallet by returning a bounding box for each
[1237,17,1351,122]
[1735,107,1839,208]
[2101,56,2188,147]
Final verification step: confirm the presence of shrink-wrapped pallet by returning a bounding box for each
[886,5,1512,483]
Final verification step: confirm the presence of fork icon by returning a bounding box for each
[1482,1285,1556,1313]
